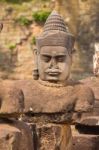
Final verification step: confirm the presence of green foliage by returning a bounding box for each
[8,44,16,51]
[31,36,36,45]
[5,0,19,3]
[16,16,32,26]
[32,10,51,23]
[0,0,32,4]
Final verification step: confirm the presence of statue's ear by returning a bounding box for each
[33,48,38,56]
[33,48,38,65]
[33,48,39,80]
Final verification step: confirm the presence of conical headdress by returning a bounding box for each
[36,11,75,53]
[43,11,68,33]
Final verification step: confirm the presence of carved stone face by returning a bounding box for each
[37,46,72,82]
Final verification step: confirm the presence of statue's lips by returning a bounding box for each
[45,70,61,76]
[47,72,60,75]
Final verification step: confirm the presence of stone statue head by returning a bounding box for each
[33,11,75,84]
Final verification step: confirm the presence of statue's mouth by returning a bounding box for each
[47,72,60,76]
[45,69,62,76]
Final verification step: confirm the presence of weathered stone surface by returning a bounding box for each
[22,112,73,124]
[79,77,99,125]
[72,126,99,150]
[0,120,34,150]
[81,77,99,100]
[12,120,34,150]
[0,81,24,116]
[72,134,99,150]
[1,79,94,123]
[0,123,21,150]
[32,123,72,150]
[13,80,94,114]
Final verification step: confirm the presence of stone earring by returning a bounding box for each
[33,68,39,80]
[33,48,39,80]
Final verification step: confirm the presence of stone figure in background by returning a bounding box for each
[93,40,99,76]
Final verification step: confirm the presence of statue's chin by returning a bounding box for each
[40,76,69,83]
[46,77,59,82]
[40,75,59,82]
[39,74,70,86]
[41,77,66,84]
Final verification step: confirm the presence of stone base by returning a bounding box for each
[31,123,72,150]
[72,126,99,150]
[0,120,34,150]
[0,124,21,150]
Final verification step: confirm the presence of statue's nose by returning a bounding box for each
[49,58,58,69]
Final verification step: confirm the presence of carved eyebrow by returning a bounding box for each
[40,53,67,56]
[55,54,67,57]
[40,53,51,57]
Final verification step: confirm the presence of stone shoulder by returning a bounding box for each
[74,83,95,112]
[81,76,99,99]
[0,79,95,116]
[0,80,24,116]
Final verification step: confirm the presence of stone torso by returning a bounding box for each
[1,79,94,121]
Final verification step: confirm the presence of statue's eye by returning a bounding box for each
[42,55,51,62]
[56,56,66,62]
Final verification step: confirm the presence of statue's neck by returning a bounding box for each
[38,79,68,87]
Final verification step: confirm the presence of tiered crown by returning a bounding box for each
[43,11,68,33]
[36,11,75,53]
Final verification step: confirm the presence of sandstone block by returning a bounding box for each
[72,134,99,150]
[0,123,21,150]
[11,80,94,115]
[81,77,99,100]
[72,126,99,150]
[0,120,34,150]
[0,81,24,116]
[32,123,72,150]
[80,77,99,126]
[13,120,34,150]
[1,80,94,124]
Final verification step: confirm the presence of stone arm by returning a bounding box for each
[74,85,95,112]
[0,81,24,117]
[72,85,95,123]
[0,81,34,150]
